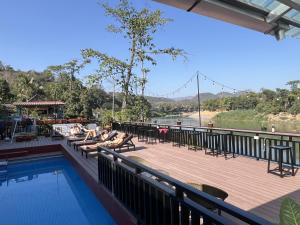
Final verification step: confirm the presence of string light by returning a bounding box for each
[146,71,250,98]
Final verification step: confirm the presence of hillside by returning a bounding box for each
[146,92,236,106]
[145,96,175,105]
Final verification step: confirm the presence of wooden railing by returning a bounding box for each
[112,122,300,166]
[98,147,274,225]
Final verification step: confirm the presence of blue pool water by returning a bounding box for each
[0,156,116,225]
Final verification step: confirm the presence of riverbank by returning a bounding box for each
[212,110,300,133]
[212,110,300,123]
[267,112,300,122]
[152,110,300,133]
[183,111,220,121]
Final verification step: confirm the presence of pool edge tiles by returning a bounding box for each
[0,156,117,225]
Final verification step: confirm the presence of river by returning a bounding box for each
[150,116,300,133]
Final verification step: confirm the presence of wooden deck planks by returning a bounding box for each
[121,137,300,223]
[3,136,300,223]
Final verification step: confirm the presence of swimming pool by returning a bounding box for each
[0,156,116,225]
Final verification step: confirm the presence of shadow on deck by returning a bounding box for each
[121,137,300,224]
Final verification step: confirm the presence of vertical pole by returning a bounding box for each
[54,86,57,123]
[112,81,115,121]
[197,72,202,127]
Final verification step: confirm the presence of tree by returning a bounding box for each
[0,61,13,72]
[47,59,89,92]
[129,95,151,121]
[289,100,300,115]
[12,74,44,101]
[286,80,300,91]
[82,49,129,98]
[46,60,88,117]
[80,86,113,118]
[261,89,276,101]
[0,78,12,103]
[84,0,186,109]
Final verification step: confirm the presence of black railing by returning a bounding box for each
[112,122,300,166]
[98,147,274,225]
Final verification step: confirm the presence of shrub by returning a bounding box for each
[289,101,300,115]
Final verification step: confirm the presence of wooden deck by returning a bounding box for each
[2,136,300,223]
[122,137,300,224]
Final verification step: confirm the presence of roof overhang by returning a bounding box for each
[154,0,300,40]
[13,101,65,107]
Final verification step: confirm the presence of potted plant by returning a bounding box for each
[279,198,300,225]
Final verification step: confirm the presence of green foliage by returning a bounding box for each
[81,48,129,98]
[12,73,45,101]
[80,87,113,119]
[97,109,114,126]
[214,110,266,121]
[256,102,281,114]
[289,100,300,115]
[0,59,123,119]
[286,80,300,91]
[152,99,199,116]
[84,0,186,109]
[115,109,133,122]
[200,85,300,115]
[129,96,151,121]
[0,78,12,103]
[29,110,40,119]
[280,198,300,225]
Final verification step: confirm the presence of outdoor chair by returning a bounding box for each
[72,130,118,150]
[186,183,228,215]
[66,133,90,145]
[122,157,170,183]
[80,134,135,158]
[126,155,147,164]
[67,127,105,146]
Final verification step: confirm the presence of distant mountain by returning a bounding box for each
[173,92,238,103]
[173,96,194,101]
[189,92,218,102]
[187,91,237,102]
[146,91,239,106]
[145,96,175,105]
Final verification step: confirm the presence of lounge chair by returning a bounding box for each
[69,124,86,136]
[66,134,91,146]
[79,134,135,158]
[66,127,105,146]
[72,130,118,150]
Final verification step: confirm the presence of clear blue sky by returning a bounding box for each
[1,0,300,97]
